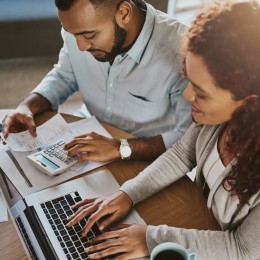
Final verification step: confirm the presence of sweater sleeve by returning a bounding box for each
[120,123,201,204]
[146,204,260,260]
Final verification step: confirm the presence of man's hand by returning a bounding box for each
[2,93,51,139]
[64,132,121,162]
[2,105,37,139]
[85,224,149,260]
[66,191,133,236]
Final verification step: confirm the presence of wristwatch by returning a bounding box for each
[119,139,132,160]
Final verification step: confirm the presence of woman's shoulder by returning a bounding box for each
[186,123,222,137]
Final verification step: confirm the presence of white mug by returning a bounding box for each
[151,242,196,260]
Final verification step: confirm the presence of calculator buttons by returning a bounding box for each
[43,140,77,165]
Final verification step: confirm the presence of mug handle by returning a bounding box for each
[187,248,196,260]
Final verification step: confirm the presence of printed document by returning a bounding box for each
[0,115,112,198]
[1,114,70,152]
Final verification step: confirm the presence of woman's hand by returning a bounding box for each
[66,191,133,236]
[86,224,149,260]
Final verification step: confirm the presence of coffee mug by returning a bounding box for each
[151,242,196,260]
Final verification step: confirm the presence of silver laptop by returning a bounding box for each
[0,169,145,260]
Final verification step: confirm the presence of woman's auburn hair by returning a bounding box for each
[185,0,260,207]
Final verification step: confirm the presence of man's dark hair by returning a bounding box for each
[55,0,119,11]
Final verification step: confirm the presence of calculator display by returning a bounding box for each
[35,154,60,170]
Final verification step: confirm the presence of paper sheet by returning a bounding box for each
[0,188,8,222]
[1,114,70,152]
[0,116,112,197]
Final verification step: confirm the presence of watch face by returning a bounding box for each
[121,146,132,158]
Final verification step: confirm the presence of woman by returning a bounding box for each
[66,1,260,259]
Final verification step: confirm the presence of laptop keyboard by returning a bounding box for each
[15,216,38,260]
[40,192,112,260]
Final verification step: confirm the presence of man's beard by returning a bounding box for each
[90,20,127,62]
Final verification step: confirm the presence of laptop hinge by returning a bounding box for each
[24,205,58,260]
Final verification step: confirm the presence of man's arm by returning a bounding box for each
[127,135,166,160]
[19,93,52,115]
[2,93,51,138]
[65,133,166,162]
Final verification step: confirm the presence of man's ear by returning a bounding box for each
[244,94,258,101]
[115,1,132,26]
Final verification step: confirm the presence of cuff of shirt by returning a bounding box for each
[119,181,142,206]
[32,82,60,111]
[146,225,180,254]
[162,129,184,150]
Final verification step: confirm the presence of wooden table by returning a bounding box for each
[0,112,220,259]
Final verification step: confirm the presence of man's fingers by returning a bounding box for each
[2,113,36,137]
[74,132,93,138]
[2,125,9,138]
[25,117,37,137]
[65,136,93,150]
[67,144,92,157]
[2,116,12,137]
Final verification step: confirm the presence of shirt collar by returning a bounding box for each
[125,4,155,63]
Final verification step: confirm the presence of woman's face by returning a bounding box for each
[183,52,244,125]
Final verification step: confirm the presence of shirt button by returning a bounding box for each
[106,107,111,111]
[109,82,113,87]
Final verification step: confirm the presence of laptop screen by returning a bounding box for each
[0,166,23,207]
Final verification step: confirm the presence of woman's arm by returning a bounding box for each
[147,203,260,260]
[120,123,201,204]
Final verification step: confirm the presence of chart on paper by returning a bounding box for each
[1,114,70,152]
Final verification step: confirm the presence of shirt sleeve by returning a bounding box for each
[162,76,193,149]
[32,29,79,111]
[120,123,200,204]
[146,203,260,260]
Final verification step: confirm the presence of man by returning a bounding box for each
[2,0,192,162]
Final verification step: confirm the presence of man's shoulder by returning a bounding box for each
[150,10,188,52]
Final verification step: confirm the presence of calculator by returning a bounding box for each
[27,140,78,176]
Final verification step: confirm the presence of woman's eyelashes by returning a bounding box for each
[196,93,207,100]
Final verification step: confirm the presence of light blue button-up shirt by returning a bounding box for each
[33,4,192,149]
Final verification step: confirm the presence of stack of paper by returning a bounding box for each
[0,114,112,206]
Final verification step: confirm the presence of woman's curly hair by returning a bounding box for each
[185,0,260,207]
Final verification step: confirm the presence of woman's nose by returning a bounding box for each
[183,83,196,102]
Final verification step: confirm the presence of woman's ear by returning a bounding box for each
[115,1,132,27]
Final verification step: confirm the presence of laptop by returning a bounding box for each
[0,169,146,260]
